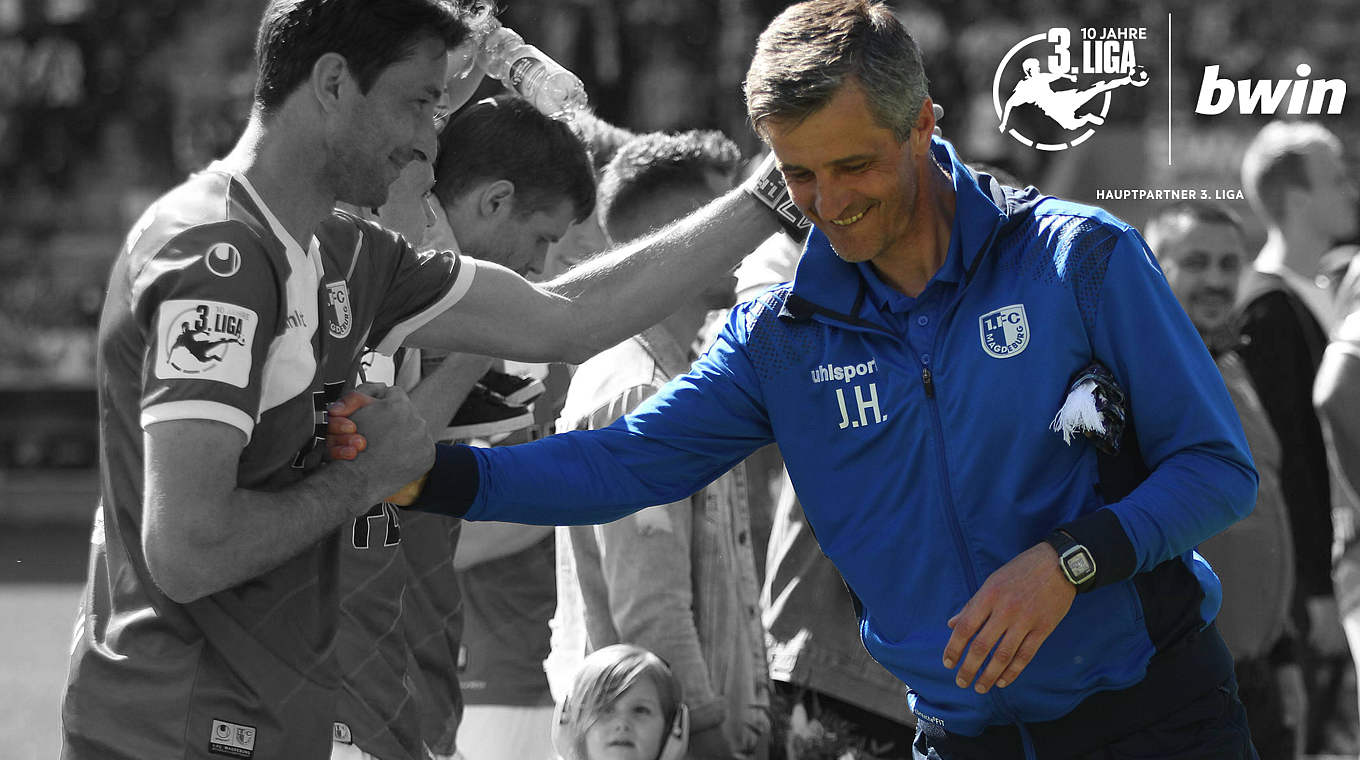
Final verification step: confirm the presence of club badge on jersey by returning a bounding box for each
[326,280,352,339]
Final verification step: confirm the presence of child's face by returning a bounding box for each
[583,678,668,760]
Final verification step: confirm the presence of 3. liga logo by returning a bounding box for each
[994,26,1149,151]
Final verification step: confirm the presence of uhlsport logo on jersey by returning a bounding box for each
[155,299,258,387]
[994,26,1149,151]
[203,243,242,278]
[209,719,256,758]
[326,280,352,338]
[979,304,1029,358]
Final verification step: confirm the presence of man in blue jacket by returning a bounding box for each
[339,1,1260,756]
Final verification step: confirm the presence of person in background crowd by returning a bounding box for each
[1146,199,1302,760]
[555,128,770,759]
[1317,242,1360,758]
[1238,119,1359,755]
[421,94,595,760]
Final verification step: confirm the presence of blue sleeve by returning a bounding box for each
[1061,226,1258,580]
[412,308,776,525]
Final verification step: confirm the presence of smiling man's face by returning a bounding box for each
[1155,216,1246,336]
[765,81,930,270]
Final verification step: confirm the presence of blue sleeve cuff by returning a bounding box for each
[1059,508,1137,591]
[406,443,480,518]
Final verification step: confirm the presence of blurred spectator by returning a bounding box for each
[1238,119,1359,755]
[556,129,770,759]
[1146,200,1302,759]
[1317,246,1360,759]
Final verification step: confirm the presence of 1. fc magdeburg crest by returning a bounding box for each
[326,280,352,339]
[979,304,1029,358]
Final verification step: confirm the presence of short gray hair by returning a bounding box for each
[744,0,929,142]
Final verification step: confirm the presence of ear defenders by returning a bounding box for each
[657,703,689,760]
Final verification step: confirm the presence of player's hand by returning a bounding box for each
[327,392,370,461]
[942,541,1076,694]
[329,384,435,506]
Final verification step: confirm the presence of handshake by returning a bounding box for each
[326,386,431,506]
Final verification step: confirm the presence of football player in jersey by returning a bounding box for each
[332,95,595,760]
[61,0,787,758]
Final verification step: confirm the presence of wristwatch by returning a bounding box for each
[1044,529,1097,592]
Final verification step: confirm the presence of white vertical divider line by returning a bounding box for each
[1167,11,1173,166]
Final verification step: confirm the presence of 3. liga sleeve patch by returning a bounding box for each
[154,299,258,388]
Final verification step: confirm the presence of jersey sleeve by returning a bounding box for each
[365,226,477,355]
[135,222,280,442]
[1066,226,1258,580]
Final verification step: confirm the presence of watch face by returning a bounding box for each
[1060,546,1093,581]
[1065,549,1094,580]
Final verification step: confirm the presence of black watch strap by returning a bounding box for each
[1044,529,1097,593]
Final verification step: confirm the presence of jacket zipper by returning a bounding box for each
[920,224,1034,751]
[923,347,1034,753]
[920,364,976,591]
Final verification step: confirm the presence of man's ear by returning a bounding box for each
[909,97,936,156]
[312,52,350,114]
[477,179,517,219]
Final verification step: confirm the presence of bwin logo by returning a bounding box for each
[1195,64,1346,116]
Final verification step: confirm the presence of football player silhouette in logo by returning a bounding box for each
[1000,58,1149,133]
[171,321,244,368]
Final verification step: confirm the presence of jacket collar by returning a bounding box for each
[784,137,1010,328]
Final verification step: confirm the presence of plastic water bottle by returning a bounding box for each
[476,21,588,117]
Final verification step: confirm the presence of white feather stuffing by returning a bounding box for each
[1049,379,1105,444]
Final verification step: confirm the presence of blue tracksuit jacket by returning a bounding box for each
[421,137,1257,743]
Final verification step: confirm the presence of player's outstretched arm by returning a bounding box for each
[142,385,433,603]
[405,188,782,364]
